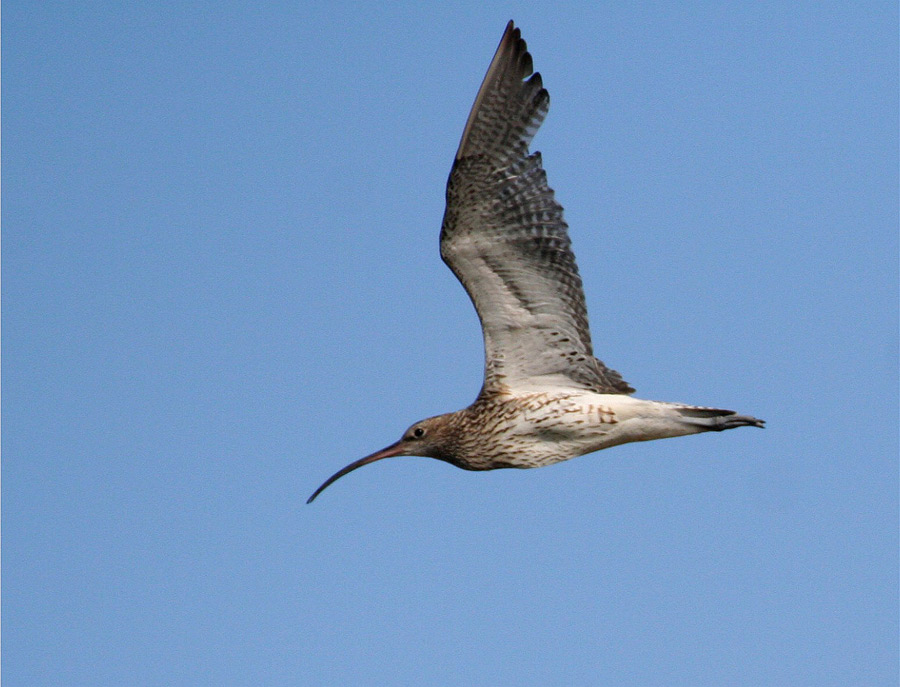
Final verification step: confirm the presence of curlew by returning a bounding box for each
[308,21,763,504]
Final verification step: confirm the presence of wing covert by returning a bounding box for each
[440,22,633,395]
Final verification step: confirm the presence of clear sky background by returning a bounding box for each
[5,2,897,685]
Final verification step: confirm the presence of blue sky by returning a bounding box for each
[5,2,897,685]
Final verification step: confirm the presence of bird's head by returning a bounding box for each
[307,414,457,503]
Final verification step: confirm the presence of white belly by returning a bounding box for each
[499,392,710,467]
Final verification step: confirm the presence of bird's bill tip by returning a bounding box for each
[306,440,407,504]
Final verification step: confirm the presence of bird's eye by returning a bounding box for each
[412,427,425,438]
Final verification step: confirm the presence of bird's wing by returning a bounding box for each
[440,21,633,396]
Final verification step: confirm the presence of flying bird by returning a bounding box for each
[308,21,763,503]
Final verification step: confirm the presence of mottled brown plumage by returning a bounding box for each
[307,21,763,504]
[441,23,632,396]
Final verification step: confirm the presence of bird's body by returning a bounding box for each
[399,392,624,472]
[405,392,762,472]
[307,21,763,503]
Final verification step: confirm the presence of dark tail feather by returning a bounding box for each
[678,406,766,431]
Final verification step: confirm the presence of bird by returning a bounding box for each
[307,21,764,504]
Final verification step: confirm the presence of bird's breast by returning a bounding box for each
[460,392,621,468]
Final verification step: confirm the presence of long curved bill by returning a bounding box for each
[307,440,406,503]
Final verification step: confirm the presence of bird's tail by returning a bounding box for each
[676,406,765,431]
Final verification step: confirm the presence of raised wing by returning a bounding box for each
[440,21,633,395]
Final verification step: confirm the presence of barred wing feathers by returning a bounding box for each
[440,21,633,396]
